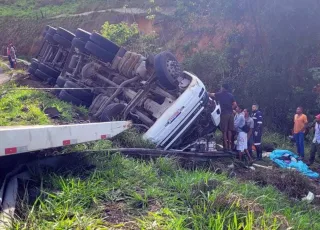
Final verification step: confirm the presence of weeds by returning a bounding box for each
[0,83,87,125]
[11,153,320,229]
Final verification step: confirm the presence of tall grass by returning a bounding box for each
[11,153,320,229]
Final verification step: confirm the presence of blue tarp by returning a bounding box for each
[270,150,319,178]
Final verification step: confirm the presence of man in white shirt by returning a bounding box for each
[307,114,320,166]
[234,106,247,161]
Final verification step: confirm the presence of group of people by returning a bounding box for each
[210,83,320,164]
[6,43,17,69]
[209,83,263,161]
[293,107,320,166]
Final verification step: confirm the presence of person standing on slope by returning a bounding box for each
[293,107,308,160]
[7,43,17,69]
[209,83,237,151]
[251,104,263,160]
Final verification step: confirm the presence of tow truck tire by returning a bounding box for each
[59,90,90,107]
[85,41,115,63]
[45,33,58,45]
[28,66,36,76]
[155,51,181,90]
[39,63,61,78]
[47,27,57,35]
[100,103,126,122]
[35,69,51,81]
[53,34,72,49]
[90,32,120,55]
[56,75,67,87]
[76,28,91,41]
[72,38,88,54]
[64,80,93,103]
[57,27,75,41]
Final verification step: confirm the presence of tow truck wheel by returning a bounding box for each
[100,103,126,122]
[56,75,67,87]
[30,60,39,69]
[155,51,182,90]
[45,33,58,45]
[47,27,57,36]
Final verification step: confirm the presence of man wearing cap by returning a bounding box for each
[209,83,237,151]
[307,114,320,166]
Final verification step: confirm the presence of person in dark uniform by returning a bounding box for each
[251,104,263,160]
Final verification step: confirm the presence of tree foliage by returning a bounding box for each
[178,0,320,132]
[100,22,139,46]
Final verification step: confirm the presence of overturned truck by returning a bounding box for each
[28,26,221,151]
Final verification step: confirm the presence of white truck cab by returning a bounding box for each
[144,71,221,150]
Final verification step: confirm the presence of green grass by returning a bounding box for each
[11,153,320,229]
[0,83,87,126]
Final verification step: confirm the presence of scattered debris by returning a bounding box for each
[253,163,273,170]
[302,192,315,203]
[44,107,60,119]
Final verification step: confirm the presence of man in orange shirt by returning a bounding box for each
[293,107,308,159]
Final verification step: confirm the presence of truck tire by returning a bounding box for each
[59,90,91,107]
[45,33,58,45]
[35,69,51,81]
[100,103,126,122]
[53,84,61,96]
[56,75,67,87]
[85,41,115,63]
[72,38,88,54]
[39,63,61,78]
[64,80,93,103]
[69,55,79,69]
[75,28,91,41]
[57,27,75,41]
[28,66,36,76]
[47,77,56,85]
[47,27,57,35]
[155,51,181,90]
[89,32,120,55]
[53,34,72,49]
[30,60,39,69]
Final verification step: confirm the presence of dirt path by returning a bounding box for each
[50,7,175,19]
[0,68,10,85]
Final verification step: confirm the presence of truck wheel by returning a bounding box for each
[30,60,39,69]
[85,41,115,63]
[47,27,57,35]
[100,103,126,122]
[45,33,58,45]
[35,69,51,81]
[39,63,61,78]
[28,66,36,76]
[56,75,67,87]
[47,77,56,85]
[57,27,75,41]
[155,51,182,90]
[72,38,88,54]
[59,89,91,107]
[53,84,61,96]
[76,28,91,41]
[53,34,72,49]
[69,55,79,69]
[64,80,93,103]
[89,32,120,55]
